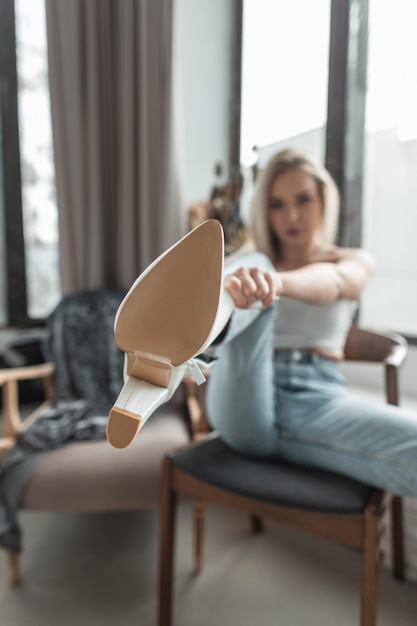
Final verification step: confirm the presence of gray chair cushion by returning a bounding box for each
[171,436,374,513]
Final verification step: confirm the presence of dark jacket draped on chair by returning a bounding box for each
[0,288,125,552]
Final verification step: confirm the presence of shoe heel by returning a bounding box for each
[107,375,171,448]
[106,407,142,449]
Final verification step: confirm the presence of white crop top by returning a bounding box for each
[274,297,358,355]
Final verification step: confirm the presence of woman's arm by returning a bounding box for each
[224,248,375,307]
[280,248,375,304]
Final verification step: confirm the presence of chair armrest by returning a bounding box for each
[344,326,408,407]
[383,333,408,406]
[383,333,408,368]
[0,362,55,438]
[0,436,16,459]
[0,362,55,384]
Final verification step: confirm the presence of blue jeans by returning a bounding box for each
[206,253,417,497]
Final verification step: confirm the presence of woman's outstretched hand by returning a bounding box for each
[224,267,282,309]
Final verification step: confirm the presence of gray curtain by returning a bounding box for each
[45,0,184,293]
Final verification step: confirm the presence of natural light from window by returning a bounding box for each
[15,0,61,319]
[240,0,331,168]
[240,0,417,335]
[7,0,417,334]
[361,0,417,335]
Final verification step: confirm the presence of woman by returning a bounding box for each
[206,148,417,497]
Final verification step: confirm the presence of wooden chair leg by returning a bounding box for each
[193,500,207,575]
[250,515,264,534]
[8,551,21,586]
[360,510,379,626]
[158,458,178,626]
[391,496,405,580]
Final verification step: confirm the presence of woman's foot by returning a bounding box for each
[106,220,233,449]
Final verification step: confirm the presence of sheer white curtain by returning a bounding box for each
[45,0,184,293]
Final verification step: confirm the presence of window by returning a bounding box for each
[15,0,61,319]
[2,0,416,338]
[0,0,60,327]
[240,0,331,168]
[239,0,417,339]
[0,145,6,326]
[239,0,331,220]
[360,0,417,335]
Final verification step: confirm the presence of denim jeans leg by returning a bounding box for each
[277,360,417,497]
[206,303,279,457]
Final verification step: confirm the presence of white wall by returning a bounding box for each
[176,0,234,206]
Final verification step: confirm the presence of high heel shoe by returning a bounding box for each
[106,220,234,449]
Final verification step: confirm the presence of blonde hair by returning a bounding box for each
[251,148,340,263]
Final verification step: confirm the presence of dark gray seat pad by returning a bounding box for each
[171,436,374,513]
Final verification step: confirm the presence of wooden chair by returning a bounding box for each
[0,288,195,586]
[158,326,407,626]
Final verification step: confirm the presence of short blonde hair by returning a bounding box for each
[251,148,340,263]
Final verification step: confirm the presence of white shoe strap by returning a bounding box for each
[185,359,206,385]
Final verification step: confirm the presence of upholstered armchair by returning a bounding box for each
[0,287,195,586]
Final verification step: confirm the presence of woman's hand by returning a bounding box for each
[224,267,282,308]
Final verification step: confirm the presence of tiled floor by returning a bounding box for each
[1,503,417,626]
